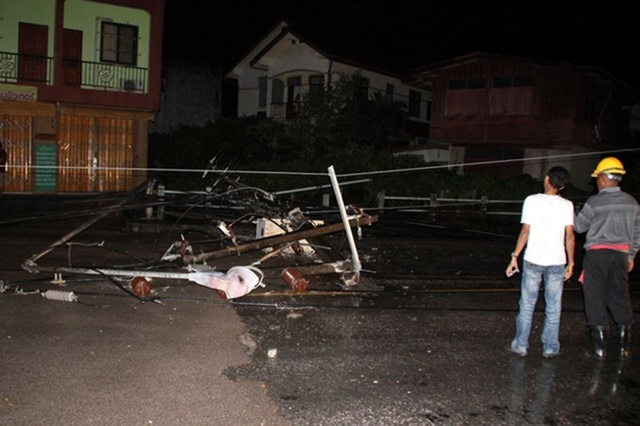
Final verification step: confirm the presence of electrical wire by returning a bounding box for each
[17,147,640,179]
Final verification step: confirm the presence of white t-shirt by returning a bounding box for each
[521,193,574,266]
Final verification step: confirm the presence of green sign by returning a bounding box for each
[34,142,57,193]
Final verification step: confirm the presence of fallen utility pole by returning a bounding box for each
[29,265,265,299]
[328,165,361,274]
[182,214,378,264]
[22,180,155,270]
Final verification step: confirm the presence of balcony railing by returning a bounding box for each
[0,51,53,84]
[62,59,147,93]
[0,51,147,93]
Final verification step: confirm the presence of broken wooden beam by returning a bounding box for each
[182,214,378,264]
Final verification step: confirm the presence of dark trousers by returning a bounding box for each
[583,249,634,327]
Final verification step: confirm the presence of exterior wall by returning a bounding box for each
[328,62,430,123]
[411,53,639,190]
[0,0,164,193]
[230,21,288,118]
[150,63,222,134]
[63,0,152,90]
[427,56,633,150]
[230,26,430,126]
[237,67,266,117]
[266,39,328,76]
[394,146,450,164]
[241,63,429,123]
[522,146,595,190]
[0,0,56,52]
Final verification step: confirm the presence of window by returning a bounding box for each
[448,80,467,90]
[489,75,534,115]
[272,79,284,104]
[353,76,369,100]
[386,84,394,103]
[513,76,533,87]
[448,79,485,90]
[493,77,512,88]
[467,78,485,89]
[309,75,324,97]
[271,79,285,117]
[258,76,267,108]
[100,22,138,65]
[409,90,421,118]
[493,76,533,88]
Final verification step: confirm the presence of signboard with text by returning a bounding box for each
[34,142,57,193]
[0,83,38,102]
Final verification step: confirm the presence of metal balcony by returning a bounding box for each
[0,51,148,93]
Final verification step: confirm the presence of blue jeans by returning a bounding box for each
[511,260,565,355]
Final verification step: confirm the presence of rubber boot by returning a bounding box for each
[618,325,632,359]
[590,325,606,360]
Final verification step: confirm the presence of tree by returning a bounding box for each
[286,71,411,163]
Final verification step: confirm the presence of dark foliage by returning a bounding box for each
[148,71,600,208]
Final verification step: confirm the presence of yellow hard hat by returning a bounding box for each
[591,157,626,178]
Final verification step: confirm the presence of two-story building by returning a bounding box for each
[403,51,640,189]
[0,0,164,193]
[225,21,430,138]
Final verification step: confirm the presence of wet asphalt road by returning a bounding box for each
[0,203,639,425]
[228,221,640,425]
[230,288,639,425]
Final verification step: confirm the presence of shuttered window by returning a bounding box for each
[58,114,133,192]
[0,115,32,192]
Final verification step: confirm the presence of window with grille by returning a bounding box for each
[309,75,324,97]
[272,79,284,104]
[100,22,138,65]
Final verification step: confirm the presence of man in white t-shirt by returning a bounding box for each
[506,166,575,358]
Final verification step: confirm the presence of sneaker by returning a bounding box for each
[543,350,560,359]
[506,346,527,357]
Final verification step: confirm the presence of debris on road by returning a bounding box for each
[7,166,378,303]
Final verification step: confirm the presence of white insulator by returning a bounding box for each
[42,290,78,303]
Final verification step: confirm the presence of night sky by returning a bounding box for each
[163,1,639,90]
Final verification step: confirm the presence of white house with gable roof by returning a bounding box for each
[226,20,430,136]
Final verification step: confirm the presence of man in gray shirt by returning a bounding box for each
[574,157,640,360]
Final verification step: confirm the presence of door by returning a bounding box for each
[286,77,301,118]
[63,29,83,86]
[18,23,48,83]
